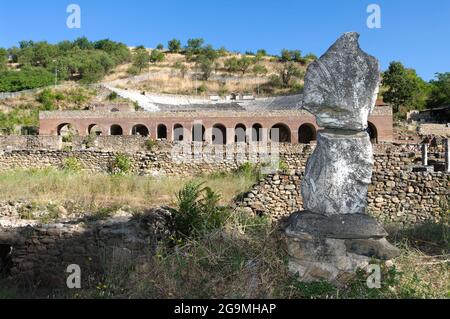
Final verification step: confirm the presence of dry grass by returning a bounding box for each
[0,168,256,210]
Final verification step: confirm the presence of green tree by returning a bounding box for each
[150,49,165,63]
[427,72,450,108]
[168,39,181,53]
[156,43,164,50]
[186,38,205,54]
[280,49,302,62]
[0,48,8,71]
[132,47,150,72]
[279,62,304,87]
[196,55,214,80]
[252,64,268,76]
[174,61,188,78]
[382,62,424,113]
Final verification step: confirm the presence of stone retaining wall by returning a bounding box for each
[0,208,171,287]
[240,168,449,226]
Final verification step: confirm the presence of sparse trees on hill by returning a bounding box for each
[196,55,214,80]
[156,44,164,50]
[168,39,181,53]
[252,64,268,76]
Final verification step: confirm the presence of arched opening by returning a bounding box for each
[173,124,184,141]
[57,123,71,136]
[298,123,317,144]
[212,124,227,145]
[110,124,123,136]
[235,124,246,143]
[367,122,378,143]
[270,123,291,143]
[252,124,263,142]
[192,124,206,142]
[88,124,102,136]
[157,124,168,140]
[132,124,149,137]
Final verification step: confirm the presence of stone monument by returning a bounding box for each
[285,32,400,284]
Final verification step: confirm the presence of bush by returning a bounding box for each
[150,49,165,63]
[62,157,82,172]
[110,153,133,175]
[170,182,230,239]
[168,39,181,53]
[127,65,140,76]
[0,68,54,92]
[145,139,158,151]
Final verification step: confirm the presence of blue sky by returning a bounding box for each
[0,0,449,80]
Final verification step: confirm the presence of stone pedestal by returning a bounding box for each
[284,211,400,285]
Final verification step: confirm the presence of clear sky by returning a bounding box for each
[0,0,449,80]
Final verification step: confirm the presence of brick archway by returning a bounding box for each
[212,124,227,145]
[270,123,291,143]
[110,124,123,136]
[298,123,317,144]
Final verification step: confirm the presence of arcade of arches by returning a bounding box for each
[54,121,380,145]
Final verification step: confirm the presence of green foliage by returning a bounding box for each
[168,39,181,53]
[110,153,133,175]
[0,68,54,92]
[150,49,165,63]
[196,55,214,80]
[278,160,290,173]
[156,44,164,50]
[132,47,149,72]
[170,182,230,240]
[252,64,268,76]
[127,65,140,76]
[108,91,118,100]
[224,56,255,74]
[186,38,205,55]
[197,83,208,94]
[37,89,63,110]
[145,139,158,151]
[280,49,302,62]
[256,49,267,57]
[0,48,8,71]
[427,72,450,108]
[278,62,304,87]
[1,38,130,90]
[62,156,82,172]
[84,132,97,149]
[382,62,426,114]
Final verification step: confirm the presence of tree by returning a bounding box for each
[186,38,204,54]
[0,48,8,71]
[150,49,165,63]
[279,62,304,87]
[280,49,302,62]
[132,47,150,72]
[256,49,267,57]
[174,61,188,78]
[196,55,214,80]
[427,72,450,108]
[252,64,268,76]
[156,43,164,50]
[237,56,253,75]
[382,61,424,114]
[168,39,181,53]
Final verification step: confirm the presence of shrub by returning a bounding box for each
[84,133,97,149]
[110,153,133,175]
[168,39,181,53]
[127,65,140,75]
[150,49,165,63]
[62,156,82,172]
[145,139,158,151]
[170,182,229,239]
[0,68,54,92]
[197,83,208,95]
[108,92,118,100]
